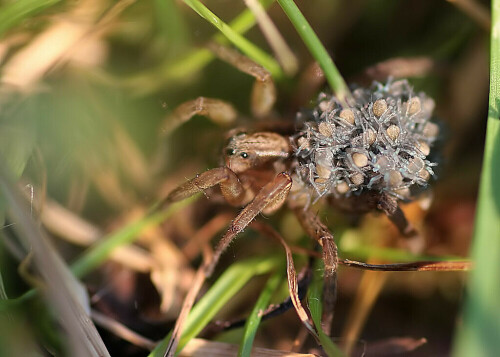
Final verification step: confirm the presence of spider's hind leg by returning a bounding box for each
[208,42,276,119]
[377,193,424,254]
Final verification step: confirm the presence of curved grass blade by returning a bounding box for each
[149,255,283,357]
[238,267,284,357]
[308,259,344,357]
[276,0,352,104]
[71,195,200,278]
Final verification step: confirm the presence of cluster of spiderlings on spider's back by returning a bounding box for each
[293,79,439,202]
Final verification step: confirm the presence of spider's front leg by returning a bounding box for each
[164,167,247,207]
[294,207,338,337]
[165,172,292,356]
[204,171,292,276]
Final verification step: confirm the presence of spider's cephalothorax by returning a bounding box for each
[293,80,439,204]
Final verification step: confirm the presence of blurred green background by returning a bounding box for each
[0,0,496,356]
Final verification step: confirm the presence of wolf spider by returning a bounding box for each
[161,43,440,354]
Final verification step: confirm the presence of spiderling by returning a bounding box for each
[293,79,439,202]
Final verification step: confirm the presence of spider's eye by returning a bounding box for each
[226,148,236,156]
[240,152,249,159]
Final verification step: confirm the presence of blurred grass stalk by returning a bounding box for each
[0,156,110,357]
[70,195,200,278]
[0,0,61,37]
[182,0,282,78]
[275,0,352,104]
[452,0,500,355]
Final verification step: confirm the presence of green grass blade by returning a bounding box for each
[308,260,344,357]
[276,0,351,103]
[182,0,283,78]
[154,0,191,52]
[238,267,284,357]
[0,0,61,38]
[126,0,276,93]
[452,0,500,355]
[149,255,282,357]
[70,195,200,278]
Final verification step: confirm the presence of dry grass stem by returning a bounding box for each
[251,221,320,343]
[182,212,233,261]
[341,270,388,356]
[1,0,109,91]
[179,338,317,357]
[165,265,208,357]
[288,245,472,271]
[66,174,90,212]
[41,198,101,246]
[243,0,298,75]
[0,160,110,357]
[149,235,195,315]
[360,57,435,83]
[361,337,427,355]
[341,259,473,272]
[91,309,157,351]
[41,199,154,272]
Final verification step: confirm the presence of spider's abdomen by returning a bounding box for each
[293,79,438,202]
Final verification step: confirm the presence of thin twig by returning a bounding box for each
[164,245,213,357]
[182,212,233,261]
[91,309,157,351]
[288,245,472,272]
[251,221,320,343]
[179,338,317,356]
[341,270,388,356]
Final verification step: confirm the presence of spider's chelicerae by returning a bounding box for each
[161,44,438,349]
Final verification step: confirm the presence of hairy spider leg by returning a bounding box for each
[164,172,291,356]
[160,96,238,136]
[294,207,338,337]
[204,172,292,276]
[376,193,423,253]
[165,167,246,207]
[208,42,276,118]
